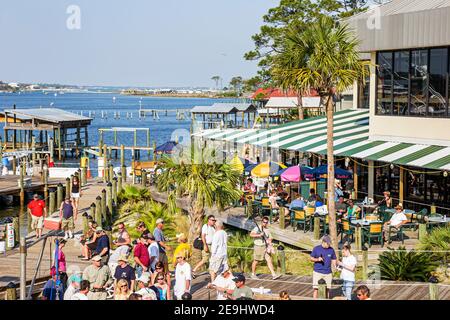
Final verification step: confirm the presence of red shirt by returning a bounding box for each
[134,243,150,267]
[28,200,45,217]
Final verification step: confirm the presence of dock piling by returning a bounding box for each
[49,190,56,216]
[101,189,107,224]
[318,279,327,299]
[112,177,118,208]
[19,163,25,207]
[5,282,17,300]
[313,216,320,240]
[57,183,63,208]
[65,177,71,199]
[19,237,26,300]
[117,172,123,193]
[95,197,102,228]
[107,182,113,225]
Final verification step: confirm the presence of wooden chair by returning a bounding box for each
[305,206,315,217]
[388,225,405,244]
[339,219,354,243]
[291,210,312,233]
[363,222,383,248]
[258,197,271,217]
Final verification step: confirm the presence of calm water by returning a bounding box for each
[0,91,237,225]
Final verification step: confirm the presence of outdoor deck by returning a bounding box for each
[0,175,65,196]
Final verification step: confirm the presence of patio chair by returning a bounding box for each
[305,206,316,217]
[339,219,354,243]
[258,197,271,217]
[387,225,405,245]
[363,222,384,248]
[291,210,312,233]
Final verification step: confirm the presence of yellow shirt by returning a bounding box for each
[172,243,192,265]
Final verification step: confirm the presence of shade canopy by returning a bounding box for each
[280,165,302,182]
[306,165,353,180]
[155,141,178,154]
[229,155,255,173]
[251,161,287,178]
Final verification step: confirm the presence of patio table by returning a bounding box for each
[385,208,416,215]
[351,219,383,227]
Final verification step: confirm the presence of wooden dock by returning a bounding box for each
[0,175,65,196]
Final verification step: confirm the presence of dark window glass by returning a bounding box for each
[376,52,393,115]
[410,50,429,116]
[428,48,448,117]
[358,64,370,109]
[393,51,410,115]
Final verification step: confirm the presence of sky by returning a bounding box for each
[0,0,278,88]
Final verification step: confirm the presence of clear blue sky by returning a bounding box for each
[0,0,278,87]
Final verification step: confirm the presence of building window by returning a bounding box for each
[376,47,450,118]
[358,64,370,109]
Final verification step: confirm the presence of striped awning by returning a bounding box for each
[193,109,450,171]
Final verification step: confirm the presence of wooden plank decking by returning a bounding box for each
[0,175,65,196]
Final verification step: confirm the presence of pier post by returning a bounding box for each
[109,164,114,183]
[313,216,321,240]
[317,279,327,300]
[65,177,71,199]
[5,282,17,300]
[43,167,48,209]
[419,223,427,240]
[95,197,102,228]
[101,189,107,223]
[429,279,439,300]
[49,190,56,215]
[354,226,362,251]
[117,172,123,193]
[112,177,118,207]
[141,170,146,187]
[279,207,285,229]
[12,155,17,175]
[19,237,26,300]
[362,247,368,281]
[13,217,19,246]
[83,212,89,234]
[152,140,157,160]
[89,202,96,221]
[120,144,126,182]
[19,163,25,208]
[57,183,63,209]
[81,167,87,187]
[277,245,286,275]
[107,182,113,225]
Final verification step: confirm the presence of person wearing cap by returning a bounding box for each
[63,273,82,300]
[27,194,47,239]
[227,274,253,300]
[174,254,192,300]
[59,197,77,240]
[52,238,68,291]
[153,218,171,271]
[383,204,408,240]
[206,266,236,300]
[134,233,150,277]
[193,215,216,276]
[41,266,64,300]
[136,221,150,240]
[114,254,135,290]
[135,272,157,300]
[173,233,192,268]
[310,235,337,299]
[92,227,110,264]
[147,234,159,272]
[82,255,113,300]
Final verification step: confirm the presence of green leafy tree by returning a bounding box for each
[379,247,439,282]
[211,76,221,90]
[156,147,242,242]
[228,233,255,272]
[117,185,151,204]
[242,76,262,94]
[229,76,243,96]
[270,17,368,248]
[419,226,450,265]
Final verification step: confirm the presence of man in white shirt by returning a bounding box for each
[193,215,216,276]
[209,220,228,282]
[71,280,89,300]
[174,255,192,300]
[63,274,82,300]
[383,204,408,240]
[206,267,236,300]
[135,273,157,300]
[147,234,159,272]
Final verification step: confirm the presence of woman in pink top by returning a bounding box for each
[52,239,68,289]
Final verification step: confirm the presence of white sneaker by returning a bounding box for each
[272,274,281,280]
[63,234,69,240]
[251,273,259,280]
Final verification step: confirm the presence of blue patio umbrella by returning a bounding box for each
[311,165,353,180]
[301,166,315,180]
[244,163,258,176]
[155,141,178,154]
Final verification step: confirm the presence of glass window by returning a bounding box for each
[410,50,429,116]
[376,52,393,115]
[428,48,448,117]
[393,51,410,115]
[358,64,370,109]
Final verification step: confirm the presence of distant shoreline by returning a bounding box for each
[121,92,240,99]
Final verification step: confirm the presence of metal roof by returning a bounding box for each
[265,97,299,109]
[347,0,450,52]
[212,103,257,112]
[191,105,238,114]
[3,108,92,123]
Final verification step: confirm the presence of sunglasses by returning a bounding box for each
[156,267,163,269]
[120,285,128,288]
[157,278,164,281]
[262,221,269,224]
[176,256,183,259]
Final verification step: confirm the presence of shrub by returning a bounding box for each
[419,226,450,264]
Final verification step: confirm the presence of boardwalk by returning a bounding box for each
[0,175,65,196]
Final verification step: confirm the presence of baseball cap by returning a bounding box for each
[155,218,164,225]
[118,254,128,262]
[91,255,102,262]
[69,274,82,283]
[232,274,246,282]
[95,227,103,232]
[322,235,332,245]
[136,272,150,284]
[176,233,187,242]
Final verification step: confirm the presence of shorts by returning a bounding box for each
[31,215,44,230]
[201,248,211,264]
[253,245,269,262]
[209,256,228,274]
[312,271,333,289]
[159,252,169,270]
[61,216,75,230]
[87,241,98,251]
[71,193,80,199]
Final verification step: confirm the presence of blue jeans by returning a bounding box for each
[342,280,354,300]
[136,265,143,278]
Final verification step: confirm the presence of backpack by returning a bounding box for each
[193,235,204,251]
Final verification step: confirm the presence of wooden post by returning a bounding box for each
[117,172,123,193]
[20,237,26,300]
[12,155,17,175]
[57,183,63,209]
[112,177,118,206]
[318,280,327,299]
[13,217,19,246]
[399,167,405,204]
[246,198,253,217]
[81,167,87,186]
[43,167,48,208]
[429,282,439,300]
[141,170,146,187]
[314,216,321,240]
[95,197,102,228]
[152,140,157,160]
[83,213,89,234]
[354,226,362,251]
[353,161,358,199]
[279,207,285,230]
[5,282,17,300]
[101,189,107,223]
[362,248,368,281]
[49,190,56,215]
[109,164,114,183]
[106,182,113,225]
[57,127,62,161]
[65,177,71,199]
[419,223,427,240]
[69,175,74,195]
[90,202,96,220]
[431,205,437,214]
[277,245,286,275]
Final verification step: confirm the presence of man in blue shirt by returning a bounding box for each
[310,235,337,299]
[289,193,306,210]
[94,227,110,264]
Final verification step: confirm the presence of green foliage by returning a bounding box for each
[419,226,450,264]
[117,185,151,204]
[229,76,243,95]
[378,247,439,282]
[228,233,255,273]
[242,76,262,93]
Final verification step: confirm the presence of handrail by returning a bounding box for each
[26,236,47,300]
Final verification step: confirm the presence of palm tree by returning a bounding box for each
[211,76,220,90]
[156,148,242,242]
[271,17,368,248]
